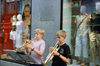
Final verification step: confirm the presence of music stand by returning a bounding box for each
[4,50,37,63]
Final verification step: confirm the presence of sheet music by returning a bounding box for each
[4,50,22,60]
[4,50,37,63]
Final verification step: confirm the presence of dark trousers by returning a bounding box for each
[28,64,43,66]
[52,62,66,66]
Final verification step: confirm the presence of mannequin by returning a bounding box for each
[10,15,17,49]
[96,2,100,14]
[96,2,100,61]
[93,2,100,32]
[16,14,24,48]
[75,6,90,65]
[88,2,100,62]
[90,2,100,62]
[12,15,16,31]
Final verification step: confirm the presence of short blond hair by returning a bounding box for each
[34,28,45,37]
[56,30,66,38]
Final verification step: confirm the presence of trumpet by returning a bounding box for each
[15,40,31,51]
[43,41,60,66]
[15,38,35,51]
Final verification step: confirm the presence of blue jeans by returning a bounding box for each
[75,34,88,59]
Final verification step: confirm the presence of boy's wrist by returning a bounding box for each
[58,53,60,57]
[32,47,34,51]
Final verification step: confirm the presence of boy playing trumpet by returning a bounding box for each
[25,28,45,66]
[49,30,71,66]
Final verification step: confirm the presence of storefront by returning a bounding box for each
[0,0,32,55]
[0,0,100,66]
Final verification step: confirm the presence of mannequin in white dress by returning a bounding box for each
[16,14,24,48]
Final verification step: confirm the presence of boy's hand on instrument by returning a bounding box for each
[53,51,59,56]
[49,47,54,52]
[26,44,32,49]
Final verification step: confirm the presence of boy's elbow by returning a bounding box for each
[39,54,43,56]
[39,52,43,56]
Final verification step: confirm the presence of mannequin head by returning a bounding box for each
[96,2,100,14]
[80,6,86,15]
[17,14,22,21]
[12,15,16,21]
